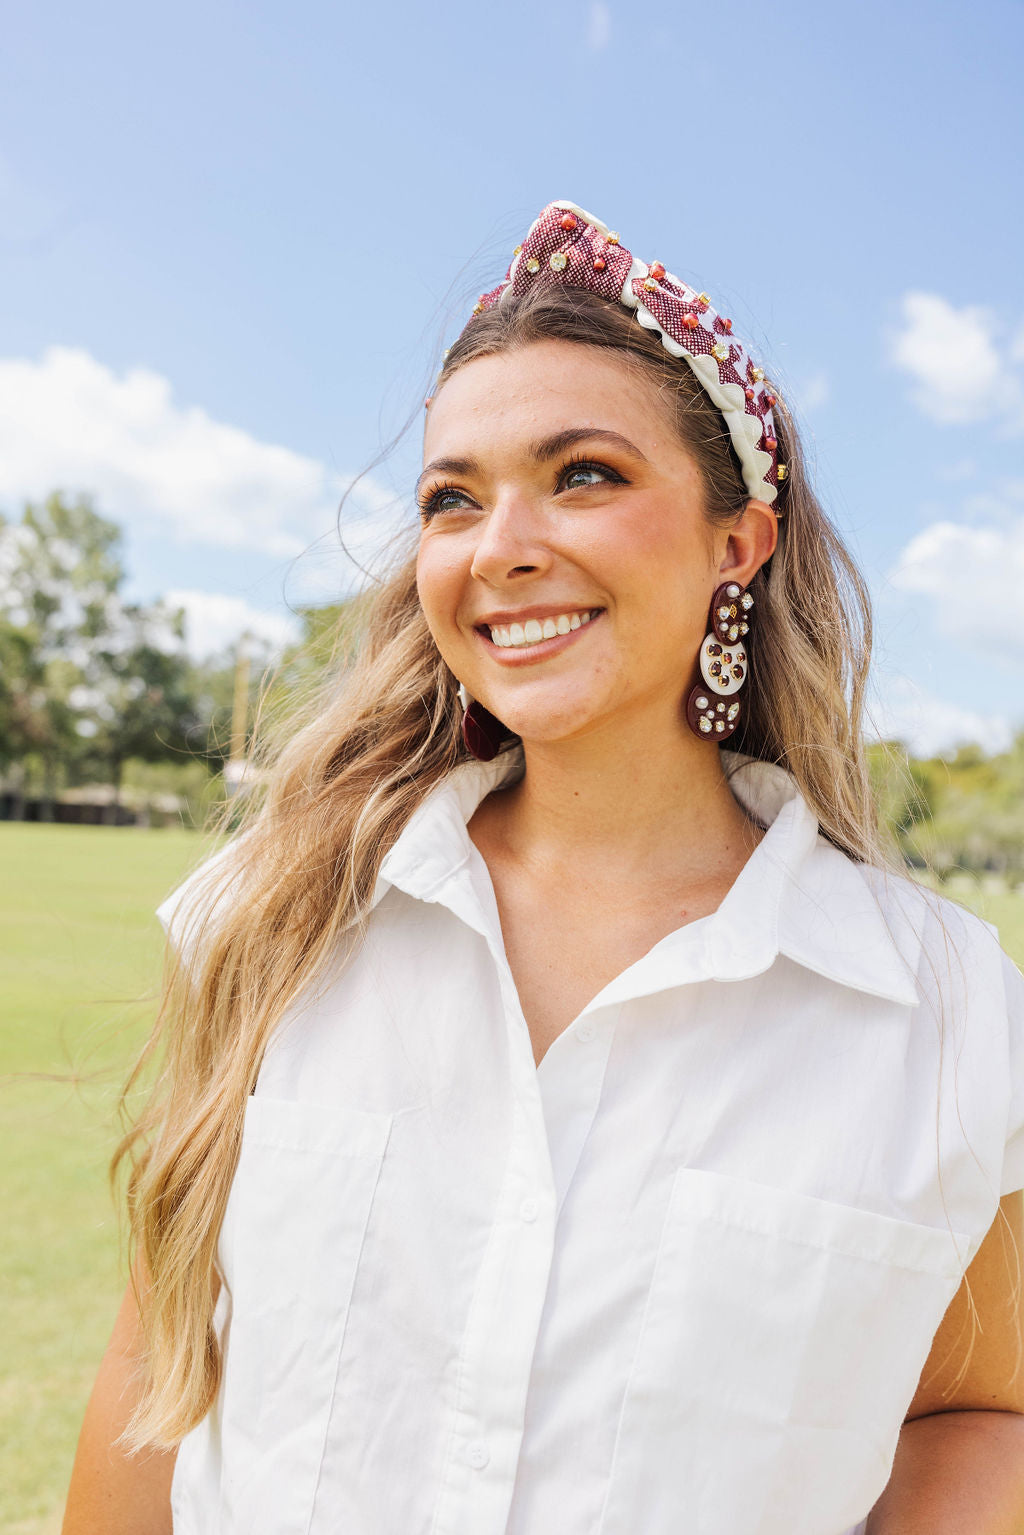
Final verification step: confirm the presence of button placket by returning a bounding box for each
[430,930,557,1535]
[535,1003,620,1217]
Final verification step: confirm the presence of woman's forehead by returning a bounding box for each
[422,340,674,462]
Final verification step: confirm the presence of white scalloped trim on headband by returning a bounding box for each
[468,199,785,509]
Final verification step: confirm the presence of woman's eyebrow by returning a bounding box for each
[416,429,649,498]
[528,427,650,464]
[415,456,477,498]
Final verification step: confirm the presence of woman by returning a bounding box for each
[64,201,1024,1534]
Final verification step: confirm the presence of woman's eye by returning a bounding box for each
[560,460,622,492]
[420,485,470,519]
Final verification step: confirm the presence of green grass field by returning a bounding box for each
[0,824,204,1535]
[1,824,1022,1533]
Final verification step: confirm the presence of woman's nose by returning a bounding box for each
[469,492,552,584]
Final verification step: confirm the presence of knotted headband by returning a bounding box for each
[468,200,786,509]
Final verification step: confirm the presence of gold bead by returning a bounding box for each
[549,251,568,271]
[472,303,484,315]
[513,244,523,255]
[643,277,657,290]
[606,231,620,245]
[777,464,788,481]
[752,367,765,382]
[711,342,729,361]
[525,256,541,274]
[698,292,710,304]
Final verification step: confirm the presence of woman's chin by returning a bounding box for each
[495,701,611,748]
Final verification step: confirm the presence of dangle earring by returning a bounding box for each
[457,682,513,763]
[685,580,754,742]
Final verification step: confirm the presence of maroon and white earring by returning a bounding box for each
[458,682,513,763]
[685,580,754,742]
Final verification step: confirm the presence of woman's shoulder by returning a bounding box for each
[851,858,1024,1195]
[855,857,1022,1010]
[157,832,253,959]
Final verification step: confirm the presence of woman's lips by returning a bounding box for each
[475,608,605,665]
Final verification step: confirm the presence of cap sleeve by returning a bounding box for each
[156,837,246,962]
[1000,948,1024,1196]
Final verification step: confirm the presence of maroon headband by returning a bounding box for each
[467,200,785,508]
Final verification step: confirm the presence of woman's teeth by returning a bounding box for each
[487,610,599,649]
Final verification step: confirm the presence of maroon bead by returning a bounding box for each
[560,212,578,231]
[593,256,606,271]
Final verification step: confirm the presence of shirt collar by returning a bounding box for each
[724,756,921,1005]
[376,748,525,902]
[375,747,920,1007]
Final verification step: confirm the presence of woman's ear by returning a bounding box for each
[718,499,778,586]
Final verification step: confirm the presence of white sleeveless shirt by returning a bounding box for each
[160,750,1024,1535]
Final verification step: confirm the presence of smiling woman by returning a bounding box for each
[63,202,1024,1535]
[417,338,774,761]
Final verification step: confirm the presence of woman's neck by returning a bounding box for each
[470,713,761,891]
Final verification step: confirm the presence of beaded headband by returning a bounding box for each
[465,200,786,508]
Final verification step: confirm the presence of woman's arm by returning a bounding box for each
[866,1191,1024,1532]
[864,1409,1024,1534]
[62,1276,177,1535]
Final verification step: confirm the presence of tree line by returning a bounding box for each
[1,493,1022,879]
[0,493,252,822]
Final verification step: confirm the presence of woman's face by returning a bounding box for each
[416,338,733,747]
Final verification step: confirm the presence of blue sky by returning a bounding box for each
[3,0,1023,753]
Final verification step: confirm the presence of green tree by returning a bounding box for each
[0,492,199,815]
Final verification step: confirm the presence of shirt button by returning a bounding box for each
[465,1439,490,1469]
[519,1196,539,1223]
[575,1021,596,1042]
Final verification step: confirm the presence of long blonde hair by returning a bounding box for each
[115,283,892,1447]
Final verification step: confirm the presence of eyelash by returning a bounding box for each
[417,455,627,521]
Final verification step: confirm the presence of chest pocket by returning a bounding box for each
[599,1167,971,1535]
[211,1096,392,1534]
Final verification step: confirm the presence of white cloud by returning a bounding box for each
[164,588,299,661]
[889,292,1024,428]
[587,1,611,49]
[0,346,406,565]
[889,514,1024,653]
[868,675,1012,757]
